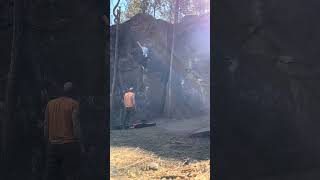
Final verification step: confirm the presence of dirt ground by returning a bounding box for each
[110,118,210,179]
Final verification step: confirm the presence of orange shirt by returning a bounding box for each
[124,92,135,108]
[45,97,79,144]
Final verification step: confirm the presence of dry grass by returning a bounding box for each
[110,146,210,180]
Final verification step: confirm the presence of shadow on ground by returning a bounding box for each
[110,124,210,161]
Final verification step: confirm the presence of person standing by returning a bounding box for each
[122,87,136,129]
[43,82,83,180]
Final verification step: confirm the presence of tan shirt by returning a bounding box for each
[124,92,135,108]
[44,97,80,144]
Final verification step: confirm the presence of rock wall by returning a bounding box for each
[214,0,320,179]
[110,14,210,127]
[0,0,107,179]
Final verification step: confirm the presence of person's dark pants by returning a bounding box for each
[44,142,81,180]
[122,107,134,128]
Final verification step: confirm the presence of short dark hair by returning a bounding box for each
[63,82,74,97]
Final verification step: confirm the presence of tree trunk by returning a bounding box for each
[165,0,179,118]
[2,0,20,164]
[110,4,121,114]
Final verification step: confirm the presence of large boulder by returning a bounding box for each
[214,0,320,179]
[0,0,107,179]
[110,14,210,127]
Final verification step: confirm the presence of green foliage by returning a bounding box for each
[189,0,210,15]
[123,0,142,21]
[141,0,151,14]
[121,0,210,23]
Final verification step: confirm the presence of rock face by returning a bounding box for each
[0,0,107,179]
[214,0,320,179]
[110,14,210,127]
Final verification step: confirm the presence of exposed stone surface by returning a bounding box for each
[147,162,159,171]
[214,0,320,179]
[110,14,210,127]
[0,0,107,179]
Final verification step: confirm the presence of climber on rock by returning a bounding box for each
[137,41,149,58]
[122,87,136,129]
[137,41,150,70]
[43,82,83,180]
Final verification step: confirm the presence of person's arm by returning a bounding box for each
[132,94,136,109]
[137,41,142,49]
[72,103,84,152]
[43,104,49,141]
[123,93,126,106]
[72,104,80,140]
